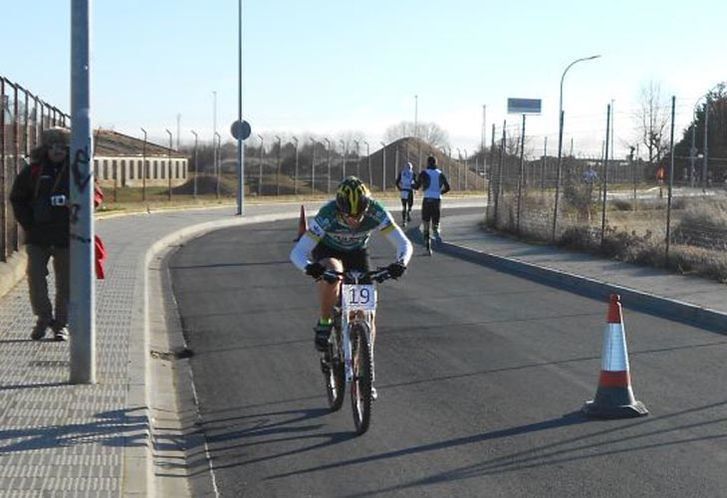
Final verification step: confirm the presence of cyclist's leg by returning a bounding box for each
[406,191,414,221]
[317,257,343,320]
[400,196,407,223]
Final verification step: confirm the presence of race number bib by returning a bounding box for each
[342,284,377,311]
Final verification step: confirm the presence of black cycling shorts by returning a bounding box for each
[312,243,371,272]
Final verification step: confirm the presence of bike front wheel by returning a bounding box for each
[350,324,373,435]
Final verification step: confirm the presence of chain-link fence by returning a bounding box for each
[1,76,70,262]
[484,109,727,281]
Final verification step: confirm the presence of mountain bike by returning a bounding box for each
[319,267,391,435]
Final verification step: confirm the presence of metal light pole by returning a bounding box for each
[292,136,299,194]
[364,140,371,187]
[309,138,317,193]
[324,137,331,193]
[339,140,347,179]
[257,134,264,195]
[380,141,387,191]
[236,0,245,215]
[275,135,281,196]
[165,129,173,201]
[552,54,601,241]
[703,97,710,190]
[212,90,217,197]
[140,128,147,201]
[190,130,198,198]
[69,0,95,383]
[214,131,221,199]
[353,140,360,178]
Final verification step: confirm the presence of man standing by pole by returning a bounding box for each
[69,0,95,383]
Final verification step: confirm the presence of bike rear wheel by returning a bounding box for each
[350,324,373,435]
[323,328,345,411]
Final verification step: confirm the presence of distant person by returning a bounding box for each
[656,165,666,198]
[10,127,73,341]
[582,165,598,184]
[395,162,418,226]
[417,155,450,241]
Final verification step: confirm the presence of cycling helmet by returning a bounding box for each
[336,176,371,218]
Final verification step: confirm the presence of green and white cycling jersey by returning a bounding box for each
[308,199,394,251]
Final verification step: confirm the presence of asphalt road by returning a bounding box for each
[169,208,727,497]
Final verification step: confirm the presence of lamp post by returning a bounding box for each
[275,135,281,196]
[380,141,387,191]
[212,90,217,198]
[292,136,299,194]
[353,140,360,178]
[363,140,371,187]
[552,54,601,241]
[456,148,462,190]
[257,134,264,195]
[214,131,221,199]
[309,138,317,193]
[324,138,331,193]
[165,129,173,201]
[339,140,347,179]
[140,128,147,201]
[190,130,198,198]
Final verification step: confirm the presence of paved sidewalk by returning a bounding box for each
[438,212,727,331]
[1,200,724,497]
[0,204,304,497]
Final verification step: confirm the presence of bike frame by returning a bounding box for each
[339,271,376,384]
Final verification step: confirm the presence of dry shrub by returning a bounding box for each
[677,200,727,231]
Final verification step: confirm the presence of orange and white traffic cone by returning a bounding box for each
[294,205,307,241]
[582,294,648,419]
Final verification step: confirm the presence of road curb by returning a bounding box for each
[128,210,301,497]
[435,239,727,334]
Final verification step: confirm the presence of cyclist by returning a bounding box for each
[290,177,413,363]
[417,155,451,241]
[395,161,418,226]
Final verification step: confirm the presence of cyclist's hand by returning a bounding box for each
[305,262,326,279]
[387,262,407,279]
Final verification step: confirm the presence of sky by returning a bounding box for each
[2,0,726,158]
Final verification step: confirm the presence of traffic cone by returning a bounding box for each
[294,205,307,241]
[582,294,648,419]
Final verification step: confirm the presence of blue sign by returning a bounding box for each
[231,120,252,140]
[507,98,542,114]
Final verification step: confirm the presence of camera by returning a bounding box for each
[50,194,67,207]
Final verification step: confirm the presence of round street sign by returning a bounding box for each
[231,120,252,140]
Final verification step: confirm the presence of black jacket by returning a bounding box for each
[10,159,70,247]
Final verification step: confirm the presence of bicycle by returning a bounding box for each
[318,267,392,435]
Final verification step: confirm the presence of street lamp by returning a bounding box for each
[380,141,387,191]
[275,135,281,196]
[309,138,317,193]
[165,128,173,201]
[257,134,264,195]
[552,54,601,240]
[190,130,198,198]
[363,140,371,187]
[214,131,221,199]
[339,140,347,179]
[140,128,147,201]
[353,140,360,178]
[292,136,299,194]
[324,138,332,193]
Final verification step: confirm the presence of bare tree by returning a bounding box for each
[384,121,450,148]
[634,81,670,163]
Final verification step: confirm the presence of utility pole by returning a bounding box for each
[69,0,95,383]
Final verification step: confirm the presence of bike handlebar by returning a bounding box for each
[319,267,392,284]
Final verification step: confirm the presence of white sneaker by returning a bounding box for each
[371,386,378,401]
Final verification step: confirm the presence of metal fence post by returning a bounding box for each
[665,96,676,258]
[516,114,526,234]
[600,104,611,248]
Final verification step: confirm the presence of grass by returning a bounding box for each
[487,192,727,283]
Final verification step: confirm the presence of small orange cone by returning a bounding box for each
[294,205,308,241]
[582,294,648,419]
